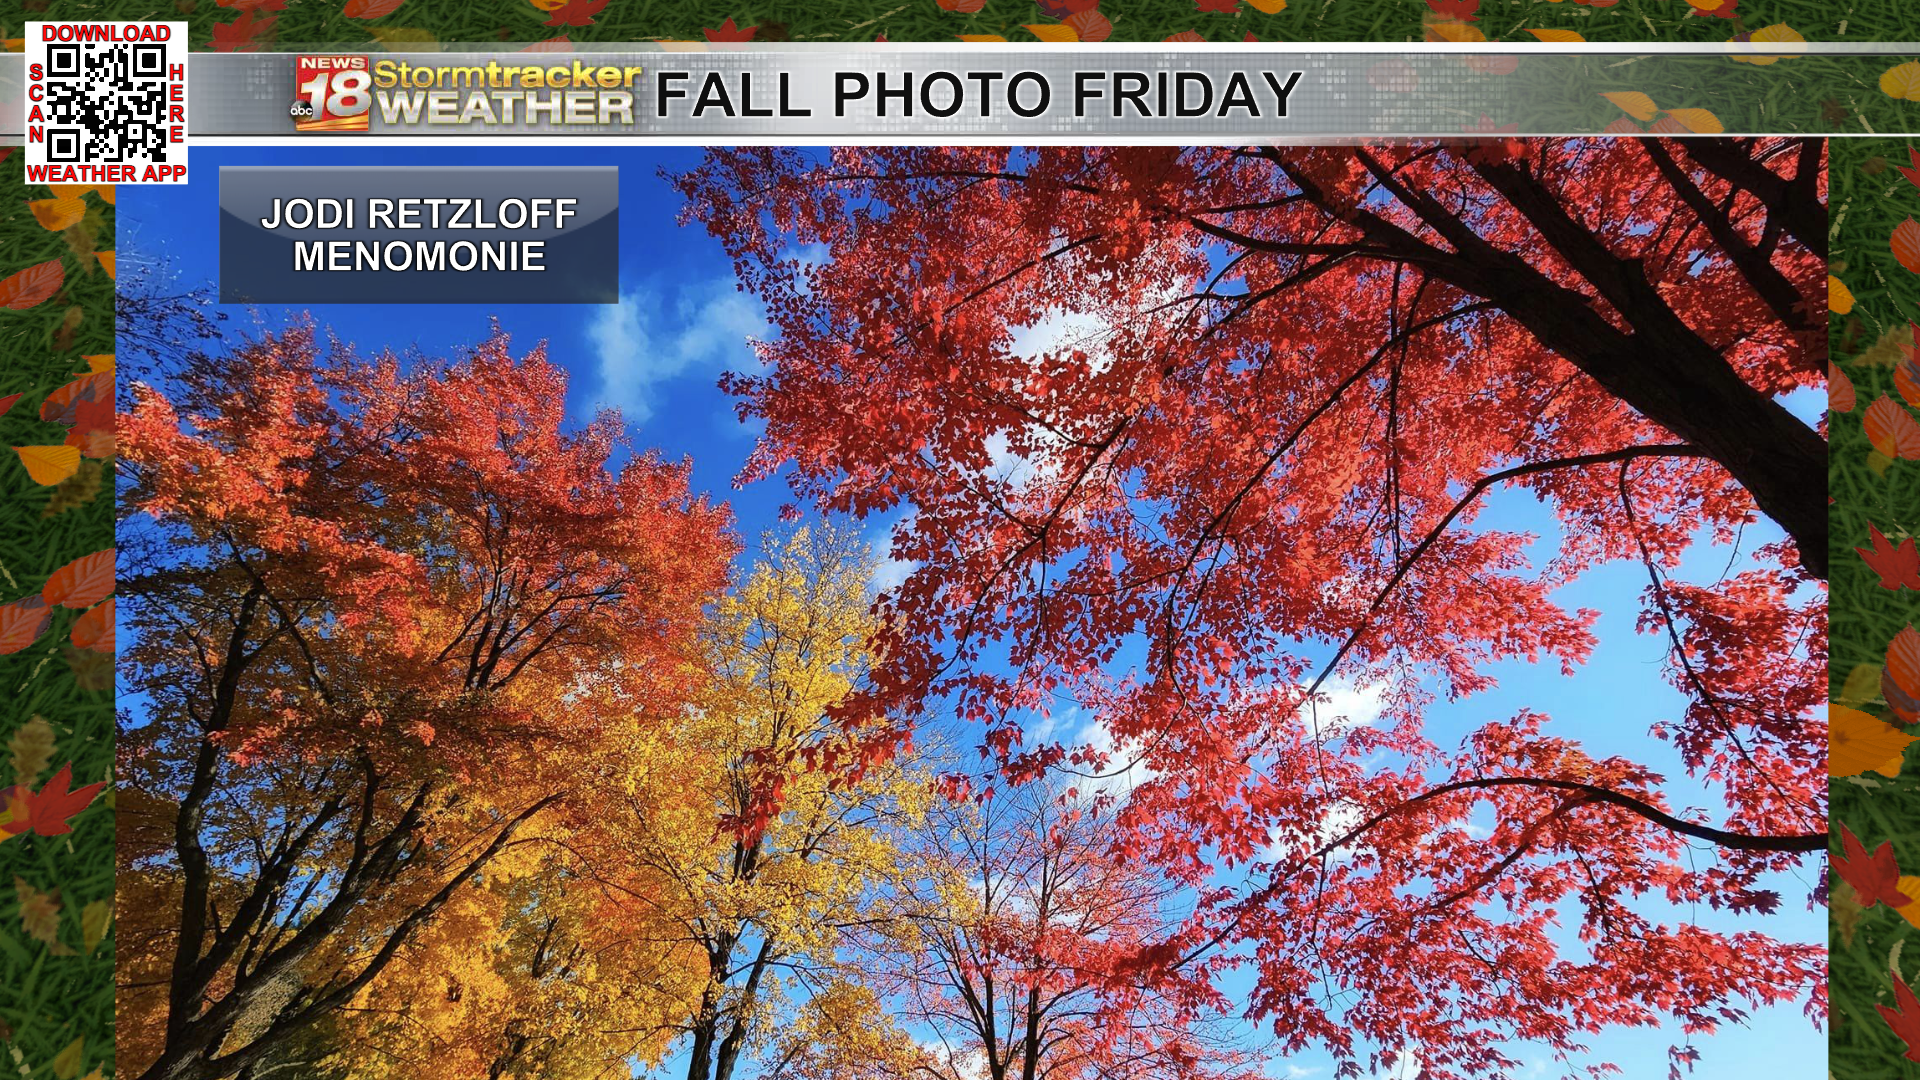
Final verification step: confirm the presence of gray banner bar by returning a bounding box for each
[219,165,619,304]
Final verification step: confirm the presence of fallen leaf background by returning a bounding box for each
[1835,135,1920,1080]
[0,175,113,1079]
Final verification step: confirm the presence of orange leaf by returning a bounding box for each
[70,599,112,654]
[1832,364,1856,414]
[1065,9,1112,41]
[343,0,407,14]
[1662,108,1723,134]
[26,197,85,232]
[1524,29,1585,41]
[1867,396,1920,460]
[1601,91,1658,121]
[13,446,80,486]
[1426,20,1485,42]
[95,252,114,280]
[0,598,51,656]
[1895,218,1920,274]
[0,260,63,310]
[1024,23,1079,41]
[42,549,113,610]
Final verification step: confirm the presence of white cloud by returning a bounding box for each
[586,277,766,423]
[1070,713,1156,800]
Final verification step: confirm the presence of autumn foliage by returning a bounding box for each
[675,142,1828,1076]
[117,326,732,1080]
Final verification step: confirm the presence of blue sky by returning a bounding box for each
[123,146,1824,1080]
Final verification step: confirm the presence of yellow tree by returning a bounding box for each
[592,524,930,1080]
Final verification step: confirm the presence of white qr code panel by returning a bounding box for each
[26,23,188,184]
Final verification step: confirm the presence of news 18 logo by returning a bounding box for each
[292,56,371,132]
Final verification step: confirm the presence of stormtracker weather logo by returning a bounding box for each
[294,56,648,131]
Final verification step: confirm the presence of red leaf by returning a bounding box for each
[1164,29,1204,41]
[10,764,106,837]
[1427,0,1479,20]
[0,260,63,310]
[1830,363,1855,413]
[70,598,112,654]
[1883,970,1920,1062]
[1901,148,1920,193]
[0,393,20,418]
[1866,395,1920,460]
[1837,823,1913,909]
[1196,0,1239,11]
[42,549,114,610]
[0,597,50,656]
[520,35,572,51]
[1859,525,1920,591]
[39,371,110,427]
[544,0,608,26]
[703,17,758,41]
[342,0,406,16]
[1896,218,1920,274]
[209,11,277,51]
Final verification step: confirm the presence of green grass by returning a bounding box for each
[0,178,116,1077]
[7,0,1920,47]
[1832,133,1920,1079]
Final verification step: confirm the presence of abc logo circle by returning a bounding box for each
[289,100,315,119]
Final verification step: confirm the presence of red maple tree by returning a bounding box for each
[675,142,1828,1076]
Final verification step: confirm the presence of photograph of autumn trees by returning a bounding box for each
[116,140,1826,1080]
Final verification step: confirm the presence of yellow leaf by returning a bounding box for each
[82,354,114,374]
[1873,450,1896,476]
[2,39,21,53]
[81,899,110,954]
[95,251,114,280]
[1885,61,1920,102]
[1023,23,1079,42]
[1842,663,1885,705]
[1600,91,1658,121]
[27,197,86,232]
[1832,703,1918,777]
[51,1036,82,1080]
[1426,20,1485,43]
[1245,0,1287,11]
[1525,29,1586,42]
[1734,23,1805,65]
[1895,878,1920,930]
[1831,275,1855,314]
[1663,107,1724,134]
[14,446,81,487]
[95,186,114,205]
[957,34,1008,41]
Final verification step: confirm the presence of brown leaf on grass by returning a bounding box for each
[16,877,65,951]
[9,716,54,786]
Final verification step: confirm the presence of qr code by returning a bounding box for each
[42,43,171,163]
[26,24,188,183]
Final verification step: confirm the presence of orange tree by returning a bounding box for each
[116,325,732,1080]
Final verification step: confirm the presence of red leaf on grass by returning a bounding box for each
[703,17,758,40]
[0,260,62,310]
[1837,823,1913,909]
[1882,971,1920,1062]
[0,597,50,655]
[42,549,113,610]
[1859,524,1920,591]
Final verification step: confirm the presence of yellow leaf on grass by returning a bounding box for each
[1663,107,1724,134]
[1842,664,1886,706]
[369,27,439,49]
[1883,61,1920,101]
[1832,703,1917,778]
[1525,29,1586,42]
[82,354,113,374]
[81,899,110,954]
[1731,23,1806,65]
[95,252,114,280]
[51,1036,82,1080]
[1023,23,1079,42]
[1245,0,1287,11]
[1830,274,1855,314]
[1895,878,1920,929]
[1600,91,1658,121]
[27,197,85,232]
[14,445,80,487]
[957,34,1008,41]
[1426,20,1485,43]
